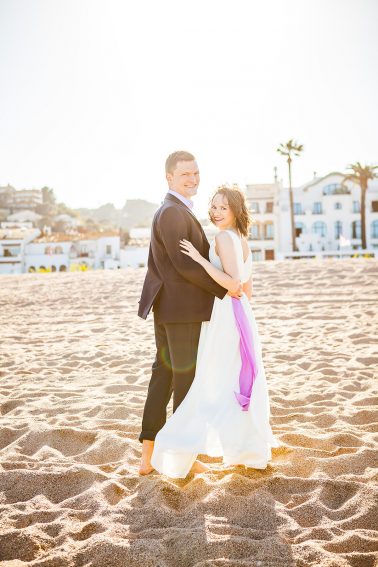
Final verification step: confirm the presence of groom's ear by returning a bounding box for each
[166,171,173,187]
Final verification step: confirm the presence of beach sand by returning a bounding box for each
[0,258,377,567]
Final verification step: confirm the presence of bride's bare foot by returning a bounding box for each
[139,440,155,475]
[190,460,210,474]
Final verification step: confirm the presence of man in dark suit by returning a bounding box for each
[138,151,242,475]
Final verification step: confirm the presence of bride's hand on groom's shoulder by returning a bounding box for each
[179,239,204,265]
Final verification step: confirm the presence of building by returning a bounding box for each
[24,232,121,272]
[0,186,43,213]
[7,210,42,224]
[11,189,43,211]
[0,185,15,210]
[279,172,378,258]
[0,224,41,274]
[120,246,149,268]
[245,172,378,260]
[53,214,79,227]
[245,182,281,261]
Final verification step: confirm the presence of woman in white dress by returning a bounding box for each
[151,185,279,478]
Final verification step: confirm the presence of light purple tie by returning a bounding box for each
[231,297,258,411]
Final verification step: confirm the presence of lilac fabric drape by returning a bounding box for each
[231,297,258,411]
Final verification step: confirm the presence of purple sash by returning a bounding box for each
[231,297,258,411]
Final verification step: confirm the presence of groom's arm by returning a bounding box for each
[158,206,227,299]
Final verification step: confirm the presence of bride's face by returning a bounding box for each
[210,193,236,230]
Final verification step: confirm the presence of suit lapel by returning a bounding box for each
[164,193,204,231]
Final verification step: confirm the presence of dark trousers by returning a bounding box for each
[139,313,202,443]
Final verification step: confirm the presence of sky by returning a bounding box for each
[1,0,377,217]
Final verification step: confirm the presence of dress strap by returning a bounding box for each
[224,229,244,272]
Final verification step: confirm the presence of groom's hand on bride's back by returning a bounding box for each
[227,282,243,299]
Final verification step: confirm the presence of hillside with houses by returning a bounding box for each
[0,186,158,274]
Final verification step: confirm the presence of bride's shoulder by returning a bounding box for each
[215,229,235,240]
[215,230,239,256]
[215,230,235,245]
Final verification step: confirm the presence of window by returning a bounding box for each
[352,201,360,213]
[312,221,327,237]
[265,201,273,213]
[252,250,262,261]
[351,221,361,239]
[372,201,378,213]
[334,202,342,210]
[293,203,303,215]
[250,202,260,213]
[5,246,21,256]
[265,222,274,239]
[80,245,89,257]
[371,220,378,238]
[69,245,78,258]
[313,202,323,214]
[106,245,112,255]
[334,221,343,239]
[54,246,63,254]
[250,223,260,239]
[295,222,306,237]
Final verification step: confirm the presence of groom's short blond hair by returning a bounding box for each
[165,151,196,174]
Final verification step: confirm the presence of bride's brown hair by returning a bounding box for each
[208,184,252,238]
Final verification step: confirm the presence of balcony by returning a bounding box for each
[323,184,351,196]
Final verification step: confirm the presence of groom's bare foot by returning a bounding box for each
[190,460,210,474]
[139,440,155,475]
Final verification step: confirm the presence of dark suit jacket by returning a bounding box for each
[138,193,227,323]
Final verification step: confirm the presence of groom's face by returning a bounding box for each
[166,160,200,199]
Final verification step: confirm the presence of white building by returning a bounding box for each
[120,246,149,268]
[53,214,79,227]
[24,232,121,272]
[7,210,42,224]
[279,172,378,258]
[0,224,40,274]
[246,172,378,260]
[245,182,281,261]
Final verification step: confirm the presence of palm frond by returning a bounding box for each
[347,162,378,181]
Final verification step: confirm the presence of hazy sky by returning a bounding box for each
[1,0,377,216]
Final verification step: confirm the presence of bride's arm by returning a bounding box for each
[243,274,253,300]
[179,231,242,294]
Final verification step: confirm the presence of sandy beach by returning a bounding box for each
[0,258,377,567]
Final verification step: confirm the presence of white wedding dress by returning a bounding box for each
[151,229,279,478]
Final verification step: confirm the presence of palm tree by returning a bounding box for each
[342,163,378,250]
[277,139,304,252]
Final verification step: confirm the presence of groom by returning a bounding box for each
[137,151,242,475]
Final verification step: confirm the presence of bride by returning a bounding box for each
[150,184,279,478]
